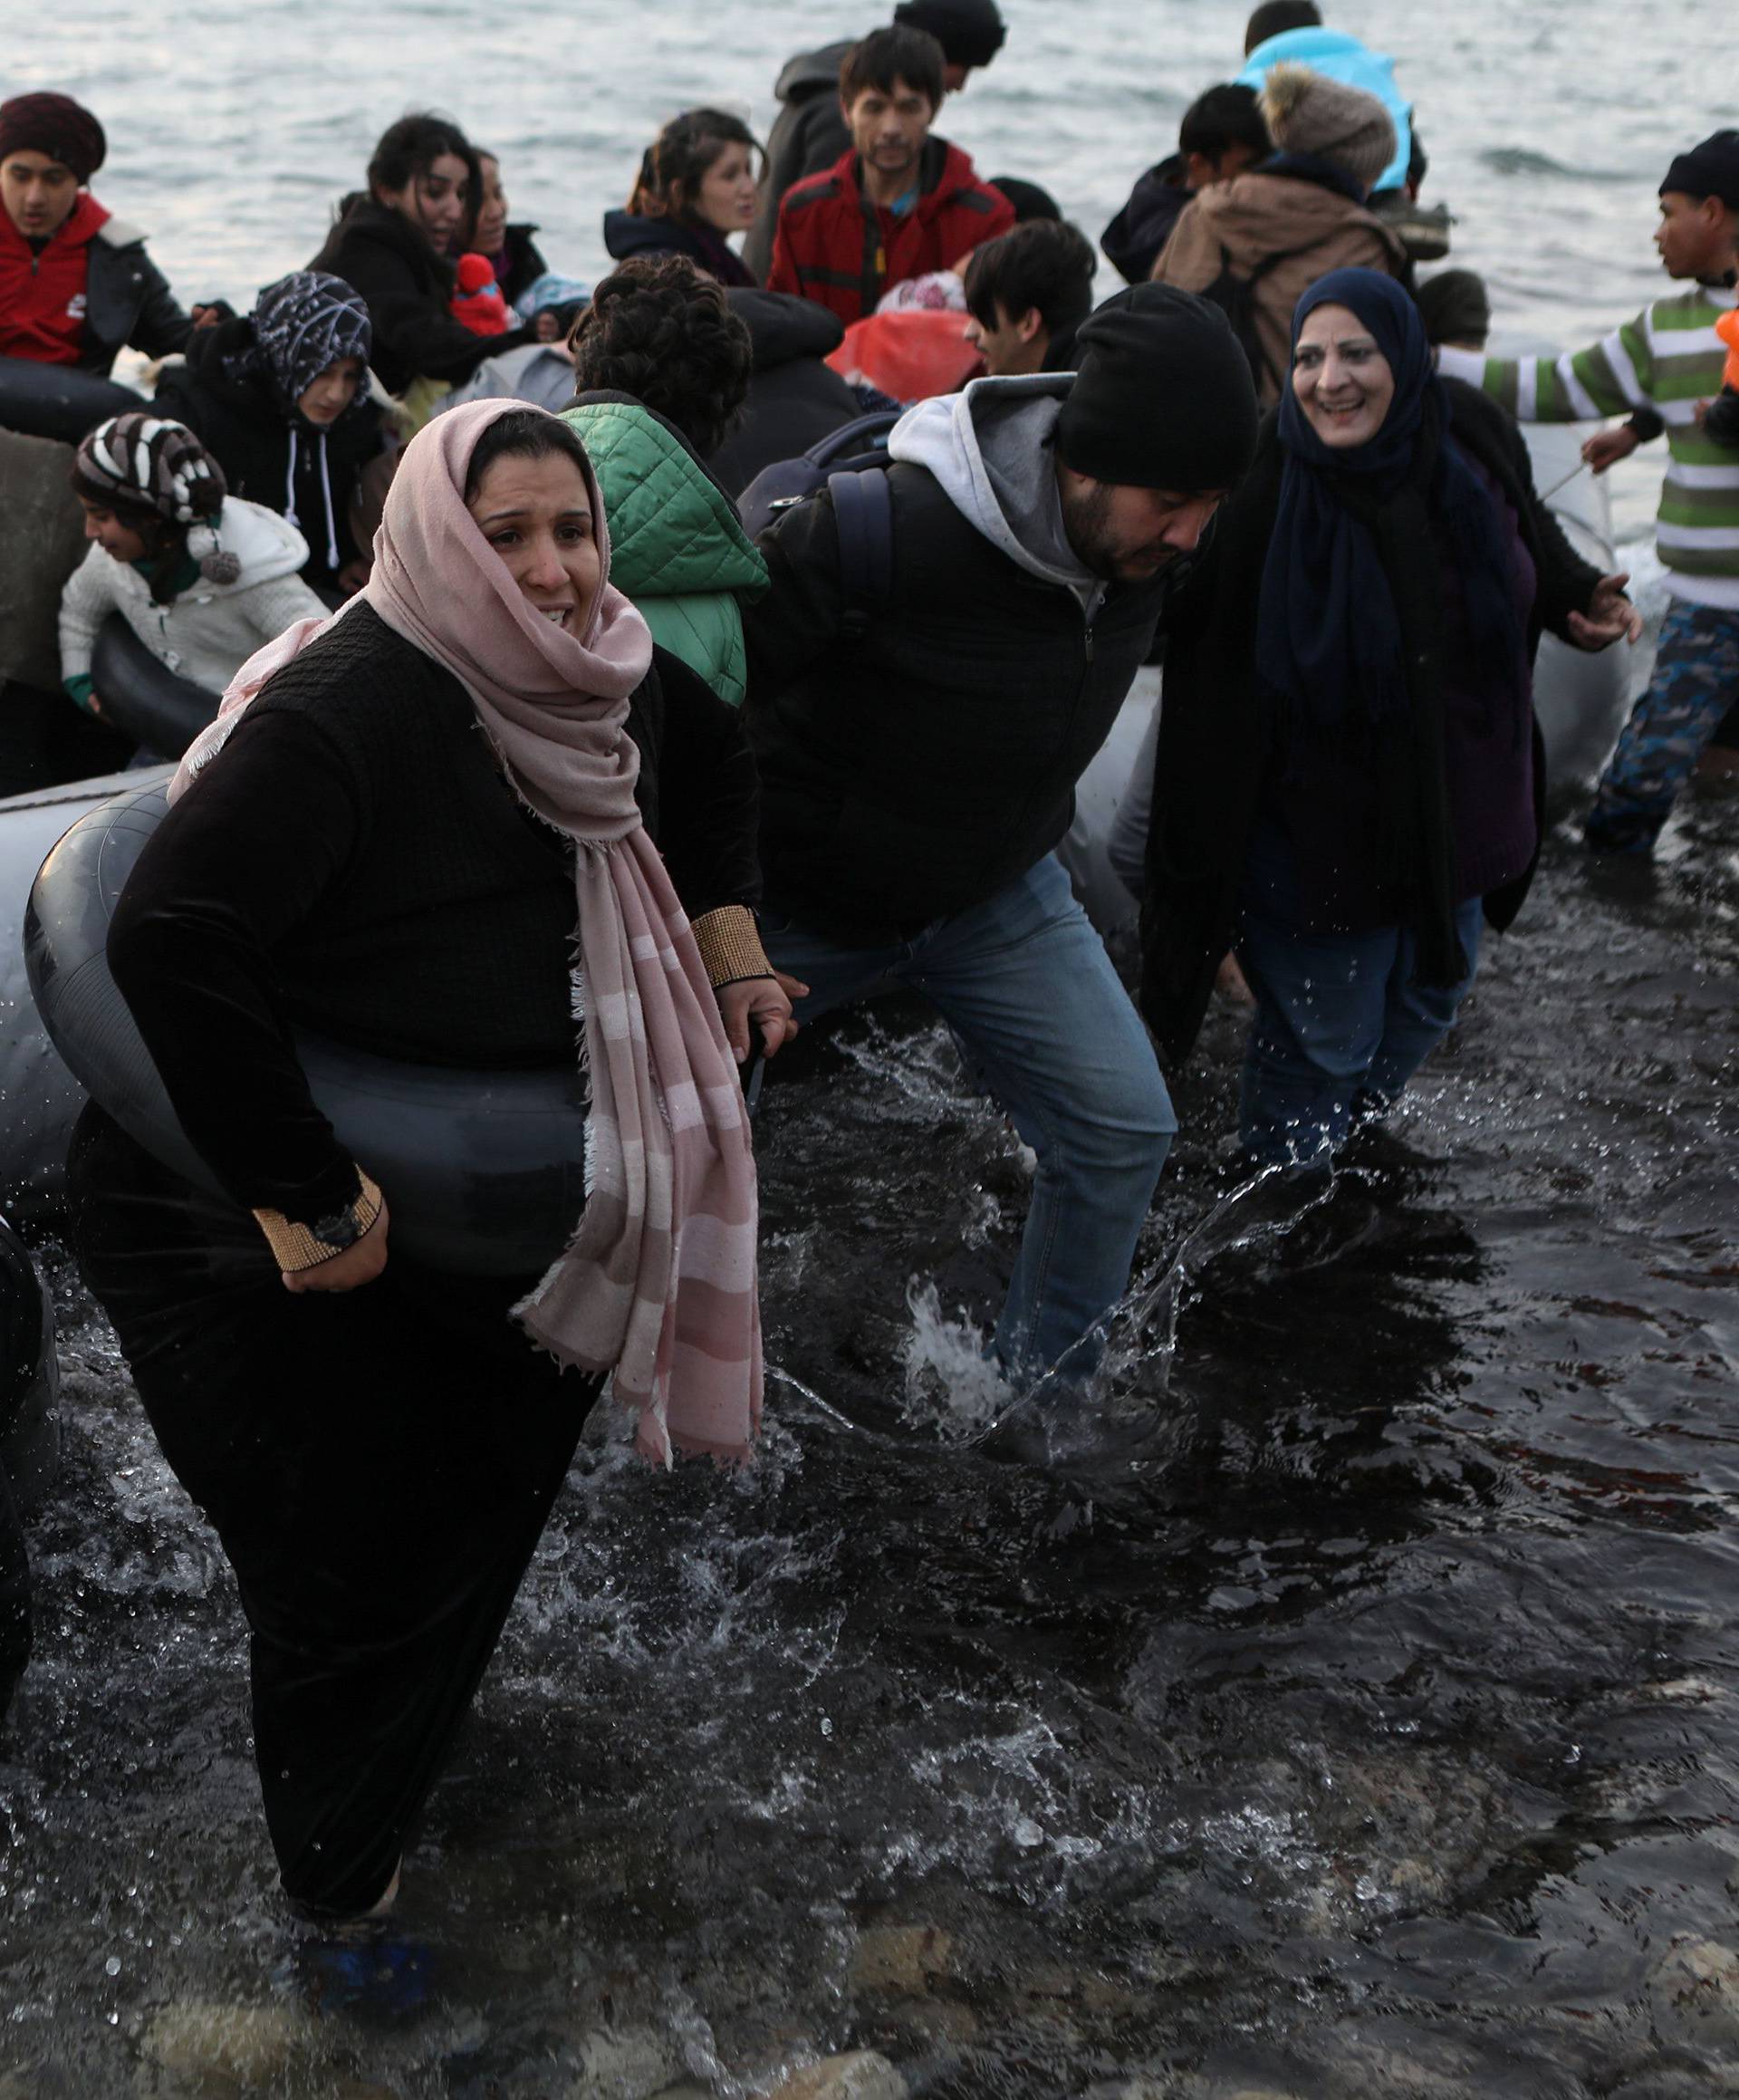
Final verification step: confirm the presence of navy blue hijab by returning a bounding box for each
[1255,267,1522,739]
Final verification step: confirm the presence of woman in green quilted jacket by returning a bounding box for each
[562,255,768,707]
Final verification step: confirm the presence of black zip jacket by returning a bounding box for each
[153,317,388,590]
[709,290,860,497]
[79,226,197,374]
[309,197,531,395]
[1139,380,1602,1066]
[743,462,1168,943]
[107,603,763,1225]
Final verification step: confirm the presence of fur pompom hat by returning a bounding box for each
[1259,63,1396,197]
[73,413,243,583]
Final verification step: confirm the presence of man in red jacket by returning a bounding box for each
[766,25,1014,327]
[0,92,220,374]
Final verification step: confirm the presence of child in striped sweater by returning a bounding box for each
[1437,130,1739,854]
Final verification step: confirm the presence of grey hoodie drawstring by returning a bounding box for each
[284,425,301,535]
[315,430,339,576]
[284,425,341,573]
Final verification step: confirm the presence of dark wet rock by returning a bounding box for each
[1650,1937,1739,2051]
[766,2054,906,2100]
[566,2025,686,2097]
[138,2003,314,2093]
[847,1922,955,1995]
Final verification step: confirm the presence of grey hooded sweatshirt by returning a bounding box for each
[887,372,1108,627]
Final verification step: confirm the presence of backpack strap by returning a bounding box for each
[827,465,895,645]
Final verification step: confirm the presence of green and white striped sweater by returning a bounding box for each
[1437,281,1739,611]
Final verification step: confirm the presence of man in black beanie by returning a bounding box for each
[745,0,1007,282]
[742,288,1258,1450]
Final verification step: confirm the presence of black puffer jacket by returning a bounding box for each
[80,218,198,374]
[1100,155,1192,286]
[309,197,531,395]
[495,223,548,308]
[709,290,861,497]
[153,316,388,591]
[743,461,1169,942]
[1139,380,1603,1067]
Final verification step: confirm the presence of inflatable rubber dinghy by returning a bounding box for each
[25,782,590,1275]
[0,355,143,446]
[91,614,220,757]
[1058,419,1633,939]
[0,767,149,1217]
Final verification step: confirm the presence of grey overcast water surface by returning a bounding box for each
[3,5,1738,2095]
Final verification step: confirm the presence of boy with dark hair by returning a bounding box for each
[1101,83,1270,286]
[766,25,1014,327]
[964,219,1096,374]
[1437,131,1739,853]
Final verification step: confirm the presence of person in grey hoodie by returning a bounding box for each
[743,0,1009,282]
[743,287,1257,1431]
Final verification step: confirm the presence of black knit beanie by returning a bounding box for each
[988,176,1061,224]
[0,92,106,183]
[1416,268,1493,350]
[893,0,1007,68]
[1661,131,1739,212]
[1056,286,1260,491]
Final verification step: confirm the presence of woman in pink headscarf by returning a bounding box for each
[66,400,796,1922]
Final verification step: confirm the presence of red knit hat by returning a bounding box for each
[0,93,107,184]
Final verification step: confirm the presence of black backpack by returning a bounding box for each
[737,409,900,641]
[1196,244,1310,397]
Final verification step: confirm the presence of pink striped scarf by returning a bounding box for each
[172,400,762,1465]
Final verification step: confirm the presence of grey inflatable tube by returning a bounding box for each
[91,614,219,757]
[0,355,143,445]
[26,784,589,1276]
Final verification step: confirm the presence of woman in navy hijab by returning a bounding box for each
[1139,268,1638,1170]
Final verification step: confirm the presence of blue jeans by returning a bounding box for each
[1237,894,1484,1168]
[760,853,1176,1379]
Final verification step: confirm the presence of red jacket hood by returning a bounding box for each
[0,188,111,252]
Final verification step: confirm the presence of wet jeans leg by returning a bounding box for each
[909,855,1175,1380]
[1238,899,1481,1167]
[1360,904,1484,1113]
[759,866,1173,1382]
[1585,601,1739,853]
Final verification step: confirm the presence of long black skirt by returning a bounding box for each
[68,1104,601,1919]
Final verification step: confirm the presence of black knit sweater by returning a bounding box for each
[108,603,761,1227]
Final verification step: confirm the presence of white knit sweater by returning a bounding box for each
[59,496,327,696]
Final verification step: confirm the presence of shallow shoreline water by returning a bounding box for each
[5,789,1737,2095]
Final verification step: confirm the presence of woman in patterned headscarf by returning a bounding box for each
[155,270,390,597]
[68,400,797,1922]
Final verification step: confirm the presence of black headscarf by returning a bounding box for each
[1254,268,1526,983]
